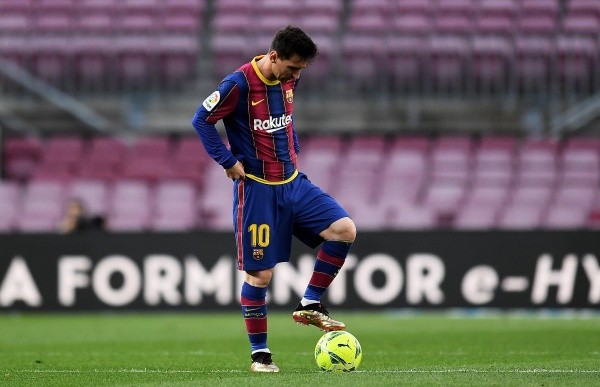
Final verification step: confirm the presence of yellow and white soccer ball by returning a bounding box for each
[314,331,362,372]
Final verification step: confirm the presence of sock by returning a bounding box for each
[303,240,352,302]
[241,282,268,353]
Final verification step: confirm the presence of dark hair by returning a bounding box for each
[271,25,318,61]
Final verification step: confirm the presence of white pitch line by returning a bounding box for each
[3,369,599,374]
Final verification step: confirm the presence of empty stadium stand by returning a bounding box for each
[2,133,600,233]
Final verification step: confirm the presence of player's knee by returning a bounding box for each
[245,269,273,287]
[326,217,356,243]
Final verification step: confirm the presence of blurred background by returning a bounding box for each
[1,0,600,233]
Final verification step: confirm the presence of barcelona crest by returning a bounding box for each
[285,89,293,103]
[252,249,264,260]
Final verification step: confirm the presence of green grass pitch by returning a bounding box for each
[1,311,599,386]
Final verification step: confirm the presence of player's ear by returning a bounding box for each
[268,50,277,63]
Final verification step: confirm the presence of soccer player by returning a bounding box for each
[192,26,356,373]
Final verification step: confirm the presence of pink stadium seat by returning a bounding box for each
[0,201,17,232]
[552,186,597,209]
[87,137,129,164]
[106,213,148,232]
[516,139,559,186]
[199,164,235,217]
[510,185,553,207]
[390,14,431,36]
[151,212,196,232]
[3,137,42,181]
[15,214,59,233]
[478,0,519,18]
[517,15,557,35]
[436,0,475,17]
[345,136,386,172]
[0,13,31,35]
[23,180,65,202]
[342,202,389,231]
[303,0,342,17]
[543,204,589,229]
[0,181,21,203]
[21,197,63,222]
[433,14,473,35]
[386,204,437,230]
[422,182,467,219]
[427,36,470,93]
[453,203,498,229]
[334,171,377,206]
[121,157,173,183]
[347,13,389,36]
[563,15,600,36]
[351,0,389,14]
[387,36,427,91]
[298,14,339,35]
[556,36,598,94]
[430,136,472,184]
[155,181,196,204]
[497,203,544,229]
[377,177,423,208]
[472,36,513,92]
[464,185,509,208]
[41,136,85,168]
[392,0,434,15]
[0,0,34,13]
[213,0,254,15]
[212,35,252,78]
[514,36,554,96]
[68,180,109,216]
[129,137,171,160]
[567,0,600,16]
[111,179,151,201]
[521,0,559,18]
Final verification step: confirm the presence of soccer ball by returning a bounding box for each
[314,331,362,372]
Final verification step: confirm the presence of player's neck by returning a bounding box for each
[255,55,276,82]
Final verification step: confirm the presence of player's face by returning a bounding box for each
[271,52,308,83]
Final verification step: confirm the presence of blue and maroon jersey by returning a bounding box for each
[192,56,300,182]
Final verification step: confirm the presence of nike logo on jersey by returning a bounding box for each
[251,99,265,106]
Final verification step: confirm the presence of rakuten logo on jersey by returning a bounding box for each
[253,114,292,133]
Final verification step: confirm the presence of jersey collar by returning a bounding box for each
[252,56,280,86]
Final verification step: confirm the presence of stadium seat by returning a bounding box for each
[387,36,427,93]
[497,203,545,229]
[514,36,554,97]
[436,0,475,17]
[386,204,437,230]
[68,179,109,216]
[3,137,43,182]
[426,36,470,95]
[471,36,513,94]
[556,36,599,96]
[15,213,59,233]
[430,136,473,184]
[543,204,589,229]
[453,203,499,229]
[422,181,468,222]
[520,0,559,18]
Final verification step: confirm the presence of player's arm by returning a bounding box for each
[192,80,240,171]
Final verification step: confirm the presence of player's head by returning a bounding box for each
[267,26,318,82]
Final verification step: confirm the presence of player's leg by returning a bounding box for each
[291,175,356,331]
[302,216,356,303]
[234,179,291,372]
[243,269,279,373]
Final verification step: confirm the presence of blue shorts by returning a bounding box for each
[232,171,349,271]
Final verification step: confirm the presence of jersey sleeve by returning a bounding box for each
[192,79,240,169]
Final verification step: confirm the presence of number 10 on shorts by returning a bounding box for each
[248,224,270,247]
